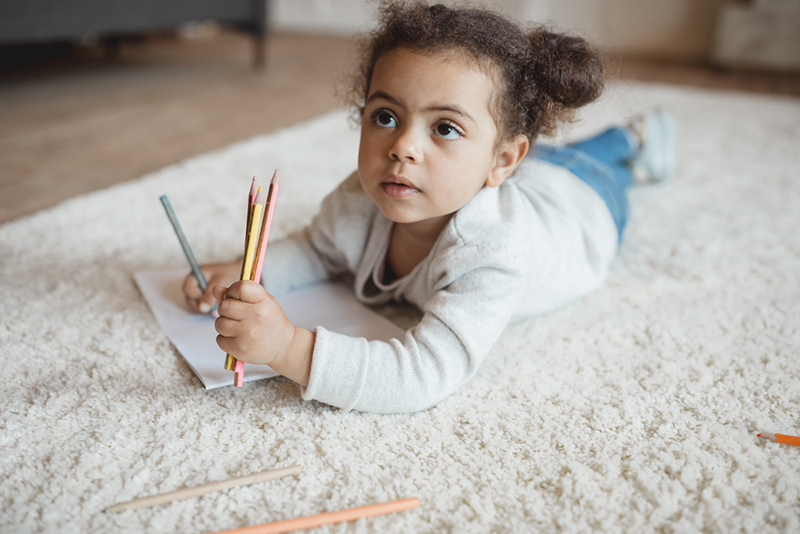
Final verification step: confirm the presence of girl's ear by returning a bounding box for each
[486,134,530,188]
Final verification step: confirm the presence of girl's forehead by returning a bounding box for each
[375,47,488,78]
[370,48,498,107]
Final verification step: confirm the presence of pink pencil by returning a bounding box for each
[233,359,244,387]
[252,170,280,284]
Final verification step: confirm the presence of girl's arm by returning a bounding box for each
[182,230,332,314]
[213,243,526,413]
[302,256,527,413]
[258,230,333,296]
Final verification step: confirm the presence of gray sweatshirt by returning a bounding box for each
[262,157,617,413]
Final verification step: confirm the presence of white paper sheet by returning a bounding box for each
[133,269,405,389]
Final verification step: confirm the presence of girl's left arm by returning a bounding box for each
[301,257,528,413]
[216,239,528,413]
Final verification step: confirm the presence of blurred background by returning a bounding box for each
[1,0,799,223]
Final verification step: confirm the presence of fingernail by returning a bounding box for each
[199,302,212,313]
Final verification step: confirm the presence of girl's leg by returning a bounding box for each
[568,126,639,167]
[533,110,677,242]
[567,125,639,195]
[533,128,637,243]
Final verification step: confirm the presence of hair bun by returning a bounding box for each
[528,29,604,109]
[351,2,606,143]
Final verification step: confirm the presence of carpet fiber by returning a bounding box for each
[2,83,799,534]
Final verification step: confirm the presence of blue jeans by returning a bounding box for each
[534,126,638,242]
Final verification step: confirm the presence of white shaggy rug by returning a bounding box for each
[2,82,799,534]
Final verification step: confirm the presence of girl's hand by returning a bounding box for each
[212,282,314,386]
[182,259,241,313]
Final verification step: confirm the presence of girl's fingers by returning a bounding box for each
[212,285,228,301]
[198,283,218,313]
[216,295,251,321]
[182,272,203,311]
[214,315,239,337]
[222,280,267,304]
[215,334,236,356]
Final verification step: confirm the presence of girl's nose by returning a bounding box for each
[389,127,421,163]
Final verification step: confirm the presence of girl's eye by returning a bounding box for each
[434,122,462,140]
[374,111,396,128]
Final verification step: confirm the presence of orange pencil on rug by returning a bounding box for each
[758,432,800,447]
[207,497,420,534]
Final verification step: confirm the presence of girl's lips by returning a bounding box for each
[381,179,419,198]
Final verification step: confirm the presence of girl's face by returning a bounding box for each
[357,48,527,235]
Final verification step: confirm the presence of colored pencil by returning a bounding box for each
[160,195,208,293]
[758,432,800,447]
[226,172,281,386]
[243,177,258,258]
[239,185,263,280]
[207,497,421,534]
[252,170,280,284]
[227,183,261,371]
[233,359,245,387]
[236,188,264,383]
[226,187,265,373]
[242,189,264,281]
[248,176,258,218]
[104,465,302,513]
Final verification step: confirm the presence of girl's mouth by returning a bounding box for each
[381,176,419,198]
[381,175,420,198]
[381,182,419,198]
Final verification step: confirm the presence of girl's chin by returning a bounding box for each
[379,206,453,228]
[376,205,422,225]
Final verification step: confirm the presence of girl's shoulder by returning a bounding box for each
[451,169,535,244]
[442,156,587,273]
[441,178,538,276]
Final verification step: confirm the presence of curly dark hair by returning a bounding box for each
[349,1,605,144]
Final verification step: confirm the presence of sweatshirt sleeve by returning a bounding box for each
[259,230,330,297]
[300,239,530,413]
[260,171,376,295]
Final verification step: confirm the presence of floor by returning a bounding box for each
[2,30,799,224]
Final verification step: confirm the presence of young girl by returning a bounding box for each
[183,1,677,413]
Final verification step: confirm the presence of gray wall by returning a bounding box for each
[269,0,731,62]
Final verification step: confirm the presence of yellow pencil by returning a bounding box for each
[225,188,265,373]
[242,189,264,281]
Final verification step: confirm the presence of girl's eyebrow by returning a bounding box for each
[366,90,476,125]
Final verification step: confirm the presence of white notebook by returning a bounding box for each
[134,269,405,389]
